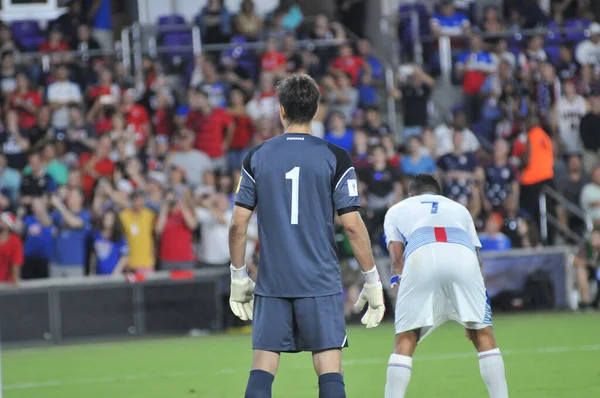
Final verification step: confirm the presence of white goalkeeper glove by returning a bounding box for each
[354,266,385,328]
[229,264,255,321]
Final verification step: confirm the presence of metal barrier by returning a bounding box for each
[0,268,228,346]
[539,184,593,244]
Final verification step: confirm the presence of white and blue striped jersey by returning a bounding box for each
[384,194,481,260]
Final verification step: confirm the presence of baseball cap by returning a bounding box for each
[0,212,16,230]
[589,22,600,35]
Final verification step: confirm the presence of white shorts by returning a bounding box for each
[394,243,491,342]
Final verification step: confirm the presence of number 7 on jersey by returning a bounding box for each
[285,167,300,225]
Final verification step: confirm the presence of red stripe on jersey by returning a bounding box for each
[434,227,447,242]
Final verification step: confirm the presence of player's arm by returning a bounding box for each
[388,241,405,284]
[229,205,253,268]
[339,211,376,272]
[383,206,406,288]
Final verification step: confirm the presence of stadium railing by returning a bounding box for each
[0,248,573,347]
[539,185,593,244]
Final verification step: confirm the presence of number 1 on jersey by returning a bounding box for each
[285,167,300,225]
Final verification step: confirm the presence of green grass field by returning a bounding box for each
[2,312,599,397]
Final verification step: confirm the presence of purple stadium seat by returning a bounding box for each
[162,32,193,58]
[565,19,590,42]
[546,21,564,44]
[544,45,561,64]
[11,20,45,51]
[157,14,186,27]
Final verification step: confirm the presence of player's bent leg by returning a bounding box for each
[312,348,345,398]
[467,326,509,398]
[245,350,280,398]
[385,329,420,398]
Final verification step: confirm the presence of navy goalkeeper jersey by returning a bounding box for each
[235,133,361,298]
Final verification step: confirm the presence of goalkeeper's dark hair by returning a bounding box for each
[276,73,320,125]
[408,174,442,196]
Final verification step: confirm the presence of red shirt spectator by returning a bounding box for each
[331,43,366,85]
[8,73,42,129]
[121,89,150,147]
[152,92,175,136]
[0,213,23,283]
[39,28,69,53]
[186,89,233,158]
[261,37,287,72]
[158,210,196,263]
[228,88,255,150]
[80,136,115,199]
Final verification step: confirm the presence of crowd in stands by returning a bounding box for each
[0,0,599,312]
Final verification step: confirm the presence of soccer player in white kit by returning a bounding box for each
[383,174,509,398]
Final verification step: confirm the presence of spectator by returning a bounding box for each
[39,141,68,186]
[260,36,287,76]
[7,72,42,131]
[580,165,600,226]
[351,128,370,169]
[195,0,232,45]
[49,190,91,278]
[456,33,496,122]
[484,139,518,212]
[0,23,21,55]
[88,68,120,104]
[357,39,383,81]
[71,24,101,54]
[66,106,96,156]
[537,63,559,125]
[323,112,353,153]
[246,71,278,123]
[437,130,481,207]
[53,0,85,43]
[120,190,156,273]
[186,88,234,171]
[47,64,83,130]
[0,212,22,284]
[394,65,435,137]
[20,151,57,201]
[91,209,128,275]
[156,189,198,270]
[501,194,538,248]
[198,59,229,109]
[518,35,548,76]
[0,109,30,170]
[169,131,214,188]
[493,39,517,69]
[519,115,555,234]
[553,79,588,154]
[0,153,21,202]
[434,109,480,157]
[556,154,588,236]
[430,0,470,37]
[330,43,367,86]
[234,0,263,41]
[556,44,580,80]
[0,52,17,96]
[478,212,512,251]
[481,5,505,33]
[195,192,232,267]
[151,89,175,137]
[400,136,437,177]
[580,93,600,166]
[227,88,254,171]
[358,145,403,227]
[28,106,54,148]
[80,134,114,200]
[364,106,393,137]
[573,227,600,309]
[19,197,53,279]
[88,0,113,51]
[575,22,600,66]
[282,32,304,73]
[40,26,70,53]
[576,64,595,97]
[324,72,359,122]
[121,89,150,148]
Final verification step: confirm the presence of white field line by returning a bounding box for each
[4,344,600,391]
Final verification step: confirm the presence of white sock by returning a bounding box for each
[478,348,509,398]
[385,353,412,398]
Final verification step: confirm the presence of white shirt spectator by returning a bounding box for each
[575,23,600,65]
[311,120,325,139]
[580,182,600,223]
[246,94,279,122]
[434,124,480,157]
[195,207,232,264]
[47,81,82,129]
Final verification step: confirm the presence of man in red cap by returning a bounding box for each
[0,212,23,284]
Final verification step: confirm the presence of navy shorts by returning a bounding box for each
[252,293,348,352]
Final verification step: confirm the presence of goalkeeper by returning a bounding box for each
[228,73,384,398]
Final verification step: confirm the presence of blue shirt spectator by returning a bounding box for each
[93,232,128,275]
[22,214,54,260]
[401,136,437,176]
[325,112,354,152]
[358,39,384,80]
[430,1,470,37]
[479,213,512,252]
[484,140,516,209]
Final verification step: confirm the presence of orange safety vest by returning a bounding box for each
[521,127,554,185]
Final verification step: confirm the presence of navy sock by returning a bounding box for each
[318,372,346,398]
[244,369,274,398]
